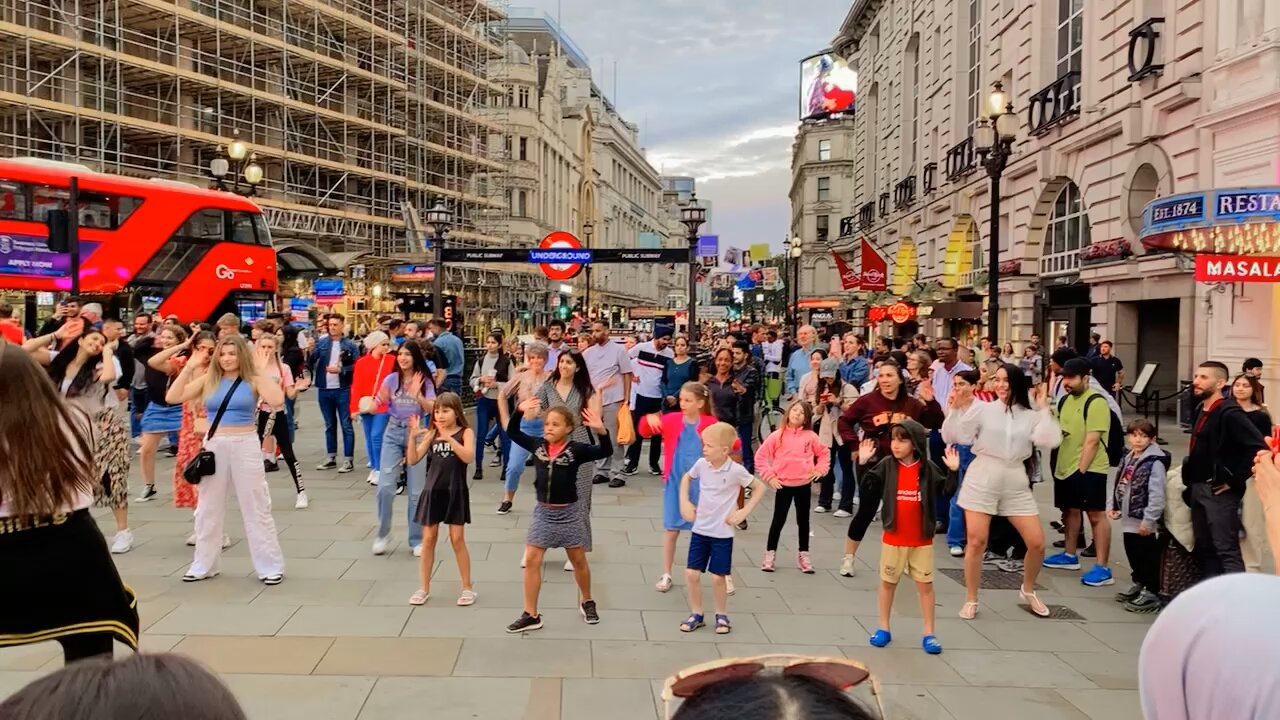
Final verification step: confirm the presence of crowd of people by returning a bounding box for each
[5,301,1280,718]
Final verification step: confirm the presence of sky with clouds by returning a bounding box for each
[515,0,850,252]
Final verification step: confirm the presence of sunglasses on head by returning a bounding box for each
[660,654,885,719]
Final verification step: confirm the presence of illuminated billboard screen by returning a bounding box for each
[800,52,857,120]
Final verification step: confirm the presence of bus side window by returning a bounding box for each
[0,179,27,220]
[181,209,223,242]
[252,213,272,247]
[230,211,257,245]
[31,185,69,222]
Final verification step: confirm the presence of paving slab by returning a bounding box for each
[312,637,461,677]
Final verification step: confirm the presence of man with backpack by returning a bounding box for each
[1044,358,1120,586]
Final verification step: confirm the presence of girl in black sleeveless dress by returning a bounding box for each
[408,392,476,607]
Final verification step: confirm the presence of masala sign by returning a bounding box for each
[1194,255,1280,283]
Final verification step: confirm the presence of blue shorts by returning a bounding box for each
[140,402,183,434]
[687,532,733,576]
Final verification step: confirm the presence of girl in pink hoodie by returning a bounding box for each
[756,400,830,573]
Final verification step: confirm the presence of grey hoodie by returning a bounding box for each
[1110,442,1169,534]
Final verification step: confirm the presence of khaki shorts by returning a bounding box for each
[879,543,934,584]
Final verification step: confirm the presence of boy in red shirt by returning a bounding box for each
[856,418,956,655]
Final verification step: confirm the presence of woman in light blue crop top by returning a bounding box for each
[371,339,438,556]
[167,334,287,585]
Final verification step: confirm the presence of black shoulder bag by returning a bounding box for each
[182,377,244,485]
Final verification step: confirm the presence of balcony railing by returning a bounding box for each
[1028,71,1082,136]
[945,137,976,180]
[958,268,981,289]
[1040,248,1082,276]
[894,175,917,209]
[922,162,938,194]
[878,192,890,218]
[858,202,875,230]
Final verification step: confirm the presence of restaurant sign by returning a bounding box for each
[1194,255,1280,283]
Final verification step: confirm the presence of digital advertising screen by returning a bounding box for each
[800,52,857,120]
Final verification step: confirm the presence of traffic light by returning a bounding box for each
[45,209,71,252]
[727,305,741,322]
[557,304,570,320]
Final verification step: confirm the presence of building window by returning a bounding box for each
[905,34,920,167]
[818,139,831,161]
[816,214,829,244]
[1057,0,1083,76]
[816,177,831,202]
[966,0,982,133]
[1042,181,1091,276]
[518,137,528,161]
[518,86,530,108]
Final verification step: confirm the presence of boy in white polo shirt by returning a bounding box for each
[677,422,765,635]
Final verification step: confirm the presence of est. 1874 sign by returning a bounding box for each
[1194,255,1280,283]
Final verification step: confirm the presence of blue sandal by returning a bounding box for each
[714,614,731,634]
[680,614,705,632]
[922,635,943,654]
[869,629,892,647]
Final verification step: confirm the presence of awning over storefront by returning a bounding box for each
[1140,187,1280,255]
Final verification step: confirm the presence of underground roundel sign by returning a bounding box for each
[538,231,585,281]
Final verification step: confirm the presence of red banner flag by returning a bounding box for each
[860,237,887,291]
[832,251,860,290]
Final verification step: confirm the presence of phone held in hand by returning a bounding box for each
[1271,424,1280,456]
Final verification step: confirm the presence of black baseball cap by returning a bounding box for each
[1060,357,1093,378]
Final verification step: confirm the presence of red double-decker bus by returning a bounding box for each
[0,158,278,322]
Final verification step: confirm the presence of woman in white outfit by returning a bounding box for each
[168,333,286,584]
[942,362,1061,619]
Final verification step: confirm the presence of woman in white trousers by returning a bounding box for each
[168,333,286,583]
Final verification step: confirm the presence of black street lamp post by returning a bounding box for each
[583,219,594,314]
[787,235,803,335]
[973,81,1019,347]
[681,194,707,343]
[424,198,454,322]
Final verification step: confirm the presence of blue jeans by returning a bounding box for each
[474,396,502,468]
[361,412,389,471]
[285,396,297,442]
[443,376,463,396]
[376,418,427,547]
[504,417,543,493]
[317,387,354,459]
[736,421,755,474]
[947,445,976,549]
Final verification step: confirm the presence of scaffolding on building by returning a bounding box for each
[0,0,511,259]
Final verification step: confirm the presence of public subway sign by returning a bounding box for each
[1194,255,1280,283]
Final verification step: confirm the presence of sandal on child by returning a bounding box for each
[958,601,979,620]
[1020,587,1051,618]
[679,613,705,632]
[922,635,943,654]
[408,590,430,606]
[869,629,892,648]
[457,589,478,607]
[714,614,731,635]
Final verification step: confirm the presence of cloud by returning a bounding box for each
[517,0,849,250]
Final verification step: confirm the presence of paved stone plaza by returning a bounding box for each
[0,418,1180,719]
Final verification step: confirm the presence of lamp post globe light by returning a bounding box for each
[424,198,454,322]
[973,80,1019,346]
[207,130,263,198]
[788,235,803,335]
[680,194,707,343]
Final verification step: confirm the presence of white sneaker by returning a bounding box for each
[222,535,230,549]
[839,554,856,577]
[833,509,852,518]
[813,505,827,514]
[295,492,309,509]
[949,546,965,557]
[367,470,379,486]
[563,559,574,572]
[110,529,133,554]
[372,536,390,555]
[413,544,423,557]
